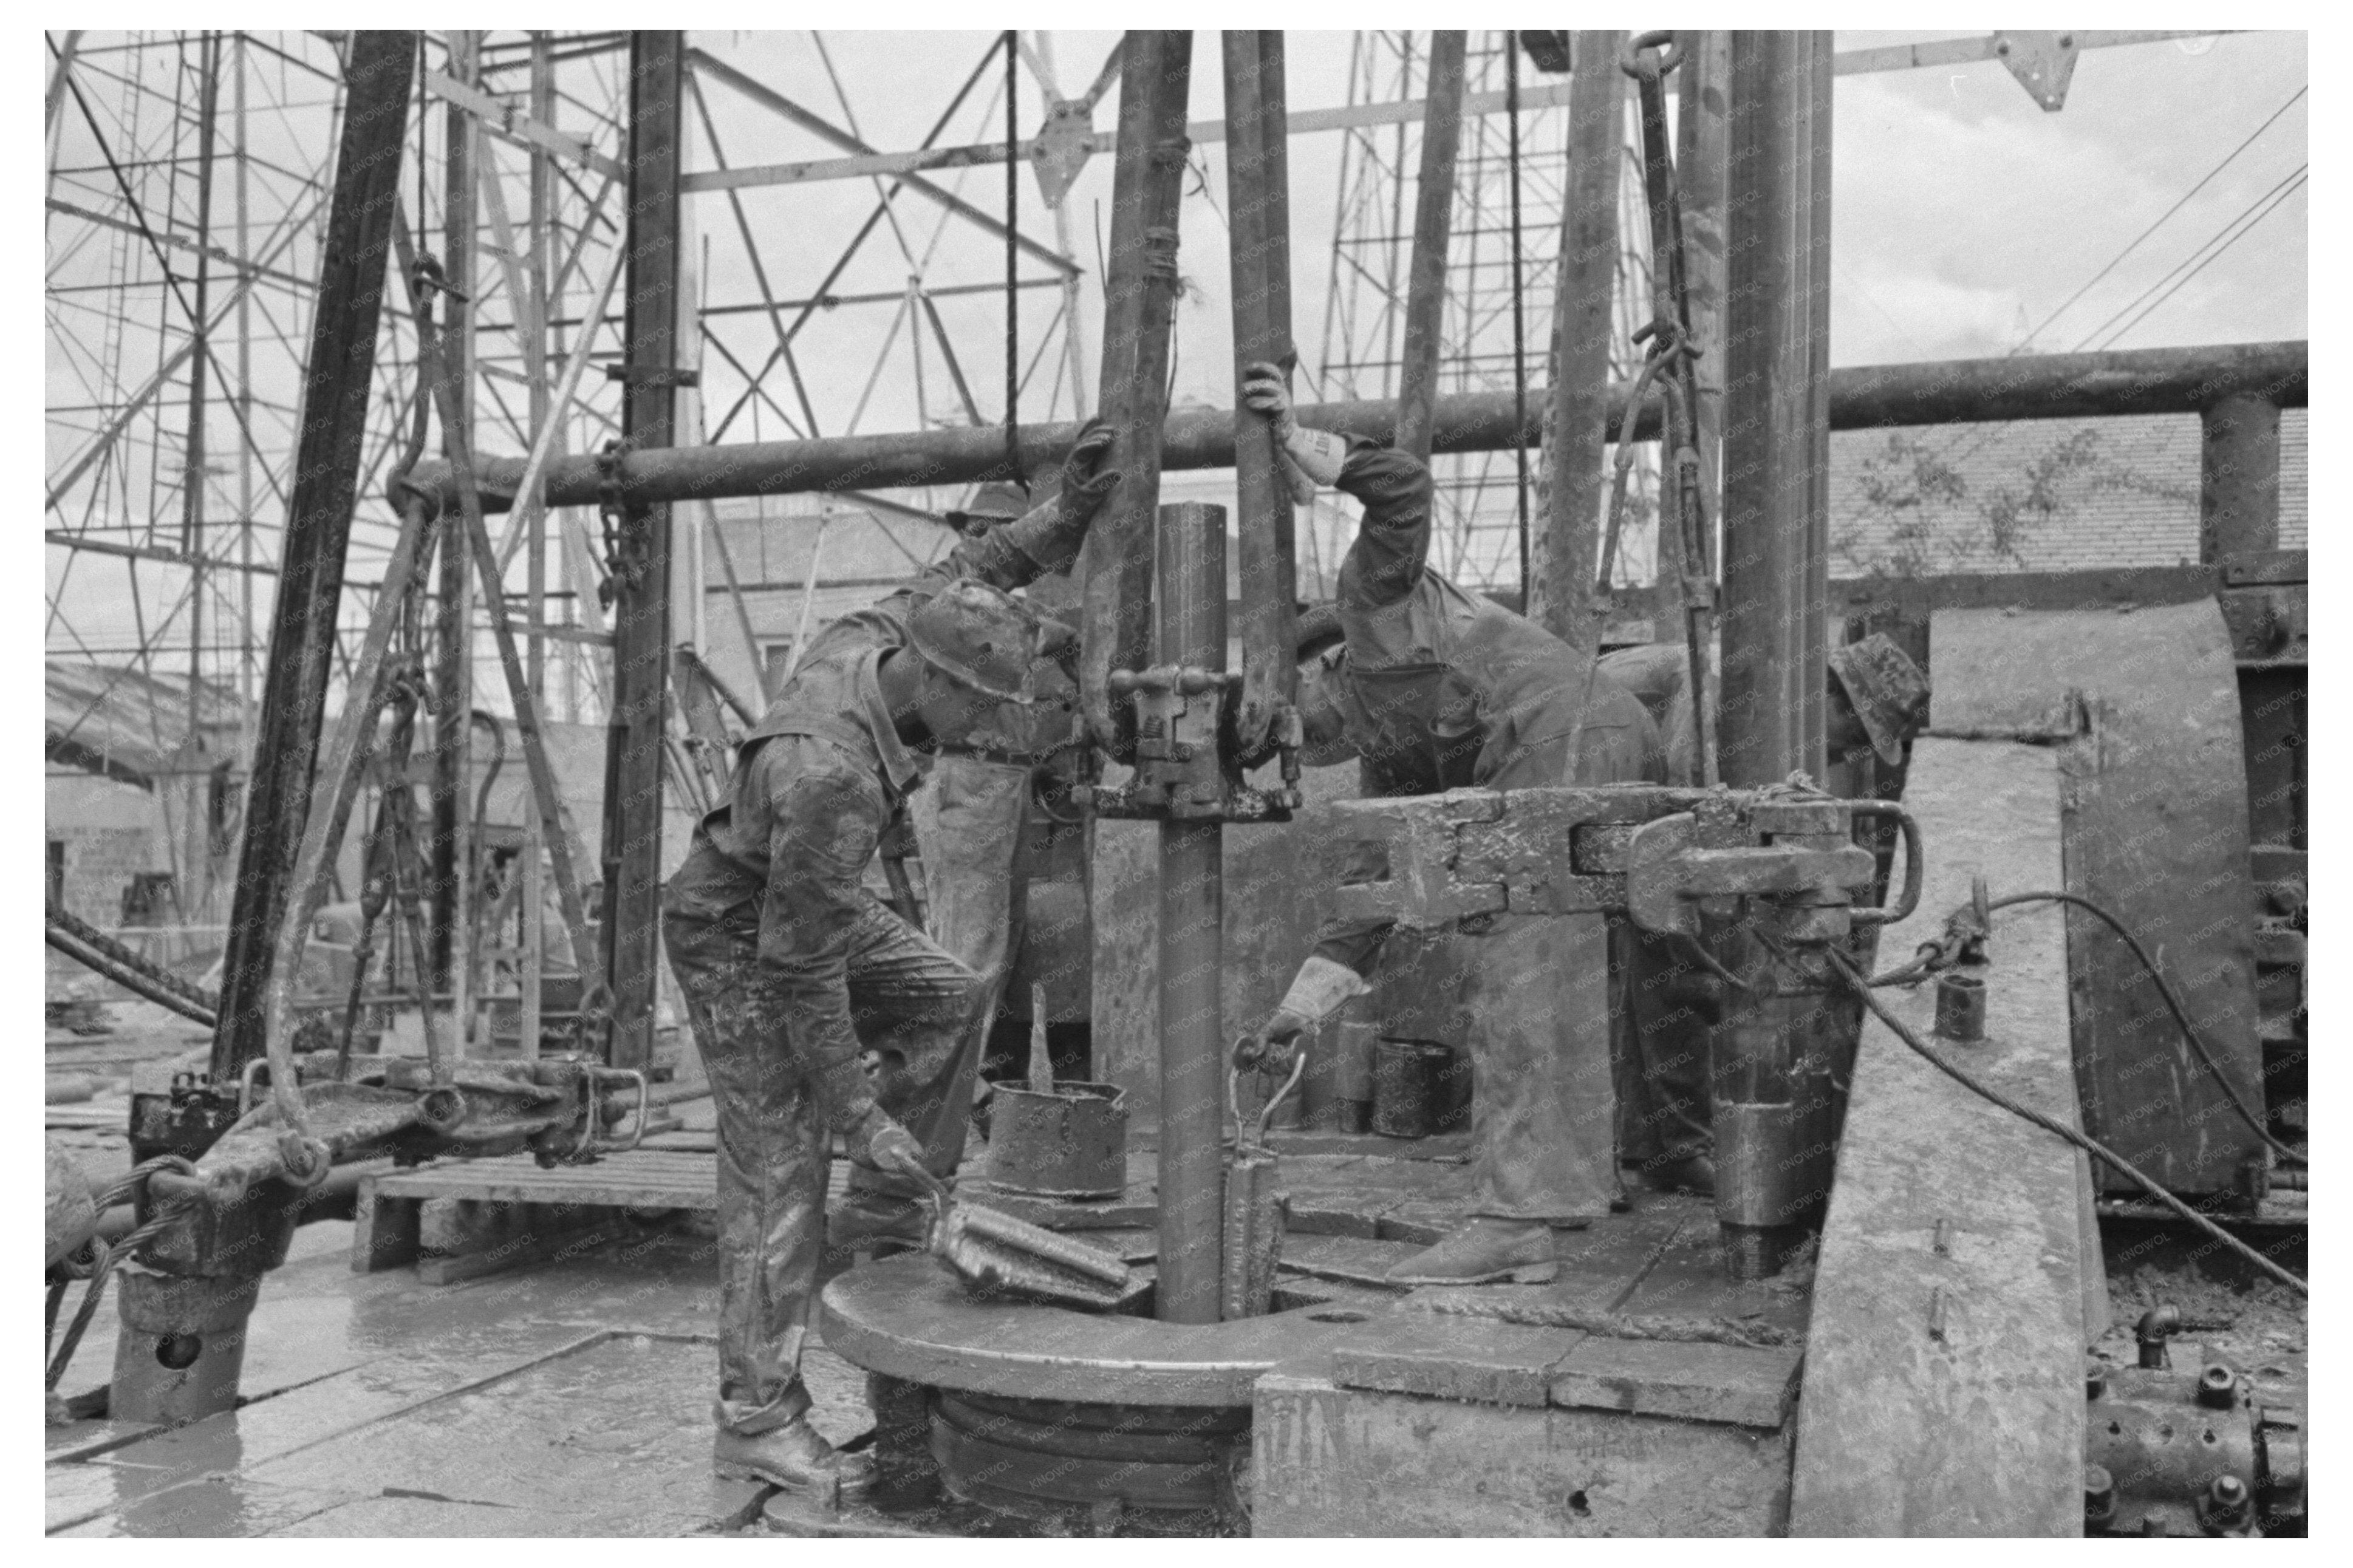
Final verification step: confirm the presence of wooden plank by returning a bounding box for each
[1330,1316,1582,1407]
[369,1151,718,1212]
[1548,1338,1800,1430]
[1929,605,2264,1193]
[1788,736,2100,1537]
[352,1187,422,1273]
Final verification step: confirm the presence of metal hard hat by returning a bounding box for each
[944,480,1031,534]
[907,578,1040,704]
[1827,633,1931,765]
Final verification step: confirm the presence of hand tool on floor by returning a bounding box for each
[1221,1054,1306,1320]
[887,1153,1138,1312]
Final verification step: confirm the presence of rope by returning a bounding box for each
[1986,891,2304,1168]
[1818,943,2306,1298]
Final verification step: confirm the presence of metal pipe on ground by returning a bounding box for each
[400,341,2307,513]
[1155,500,1228,1325]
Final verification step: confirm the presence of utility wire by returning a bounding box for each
[2016,84,2306,353]
[2089,168,2306,351]
[1820,944,2307,1298]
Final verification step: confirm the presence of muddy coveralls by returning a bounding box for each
[1594,640,1719,1173]
[661,509,1077,1440]
[1311,440,1665,1222]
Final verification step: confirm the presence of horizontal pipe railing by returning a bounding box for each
[405,340,2306,513]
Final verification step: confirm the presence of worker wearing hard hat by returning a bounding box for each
[663,420,1119,1495]
[1228,363,1671,1288]
[1595,632,1931,1193]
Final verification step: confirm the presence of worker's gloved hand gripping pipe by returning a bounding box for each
[1241,362,1346,506]
[1232,955,1368,1072]
[849,1103,926,1174]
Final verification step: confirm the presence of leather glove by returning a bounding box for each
[1240,361,1298,443]
[1059,417,1122,520]
[849,1105,926,1175]
[1232,1007,1314,1074]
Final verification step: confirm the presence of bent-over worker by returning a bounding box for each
[1228,363,1668,1287]
[662,420,1119,1495]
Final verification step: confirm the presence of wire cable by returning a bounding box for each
[2015,84,2306,353]
[2089,168,2306,351]
[1820,944,2306,1298]
[1987,890,2303,1166]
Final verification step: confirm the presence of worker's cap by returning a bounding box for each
[1293,600,1346,663]
[907,578,1040,704]
[943,480,1032,534]
[1827,633,1931,765]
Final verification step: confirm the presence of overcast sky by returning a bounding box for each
[683,27,2307,441]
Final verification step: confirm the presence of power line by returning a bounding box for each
[2072,160,2307,352]
[2016,83,2305,353]
[2093,168,2306,350]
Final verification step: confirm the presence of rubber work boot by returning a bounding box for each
[1632,1153,1716,1198]
[714,1418,873,1496]
[1382,1216,1558,1286]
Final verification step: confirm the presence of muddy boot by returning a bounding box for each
[1631,1153,1716,1198]
[1382,1216,1557,1286]
[715,1417,873,1496]
[825,1190,930,1269]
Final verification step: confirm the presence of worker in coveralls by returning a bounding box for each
[1226,363,1672,1286]
[663,421,1119,1494]
[1596,633,1932,1193]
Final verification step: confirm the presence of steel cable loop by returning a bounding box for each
[1986,890,2304,1168]
[46,1158,205,1391]
[1816,942,2306,1298]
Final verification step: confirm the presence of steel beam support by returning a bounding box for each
[405,341,2306,514]
[210,30,415,1083]
[1223,30,1296,752]
[2200,392,2282,561]
[1154,501,1228,1325]
[1079,30,1192,758]
[1529,30,1625,650]
[1393,31,1466,466]
[601,31,685,1072]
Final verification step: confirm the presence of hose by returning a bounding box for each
[1818,943,2306,1298]
[1986,890,2304,1168]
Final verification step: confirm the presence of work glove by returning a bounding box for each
[1241,361,1347,503]
[1229,954,1370,1072]
[1058,417,1122,522]
[1232,1006,1314,1074]
[849,1104,927,1176]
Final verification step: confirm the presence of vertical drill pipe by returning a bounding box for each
[602,30,683,1071]
[1801,32,1833,775]
[1079,30,1193,759]
[1718,30,1824,791]
[210,30,416,1081]
[1393,30,1466,466]
[1223,30,1297,749]
[1532,30,1625,649]
[2200,392,2282,560]
[1674,30,1730,588]
[1715,32,1834,1276]
[431,30,479,998]
[1155,500,1228,1323]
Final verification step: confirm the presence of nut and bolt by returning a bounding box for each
[2083,1464,2117,1527]
[2205,1473,2250,1528]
